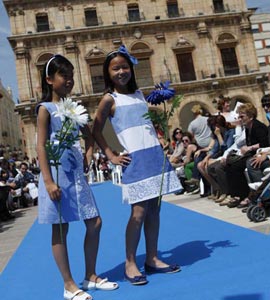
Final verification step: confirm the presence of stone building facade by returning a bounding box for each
[251,13,270,76]
[3,0,269,158]
[0,79,23,157]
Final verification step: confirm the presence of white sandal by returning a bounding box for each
[82,277,119,291]
[64,289,92,300]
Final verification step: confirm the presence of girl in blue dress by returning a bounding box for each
[36,55,118,300]
[92,45,181,285]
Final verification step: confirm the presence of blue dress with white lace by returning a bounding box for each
[36,102,99,224]
[109,90,182,204]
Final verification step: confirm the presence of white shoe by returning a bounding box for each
[64,289,92,300]
[248,182,262,190]
[82,278,119,291]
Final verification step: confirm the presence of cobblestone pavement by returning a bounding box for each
[0,206,38,274]
[163,192,270,234]
[1,191,270,274]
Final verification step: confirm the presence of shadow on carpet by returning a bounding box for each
[1,181,270,300]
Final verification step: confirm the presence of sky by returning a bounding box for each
[0,1,270,103]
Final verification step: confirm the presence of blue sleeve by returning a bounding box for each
[209,139,219,157]
[220,128,235,152]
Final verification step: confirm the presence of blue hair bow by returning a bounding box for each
[118,45,138,65]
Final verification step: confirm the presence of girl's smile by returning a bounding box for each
[108,56,132,92]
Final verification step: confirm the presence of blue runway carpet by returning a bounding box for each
[1,181,270,300]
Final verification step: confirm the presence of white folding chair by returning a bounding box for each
[112,165,122,184]
[96,170,104,182]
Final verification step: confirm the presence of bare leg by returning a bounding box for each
[84,216,102,282]
[52,223,80,293]
[125,201,147,278]
[198,162,216,190]
[144,198,168,268]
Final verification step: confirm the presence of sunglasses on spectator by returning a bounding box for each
[182,138,189,143]
[262,103,270,108]
[175,131,182,134]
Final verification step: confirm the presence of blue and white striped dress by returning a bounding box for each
[109,90,182,204]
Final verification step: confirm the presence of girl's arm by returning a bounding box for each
[36,106,61,201]
[92,94,131,166]
[80,123,94,172]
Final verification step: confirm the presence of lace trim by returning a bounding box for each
[122,171,181,204]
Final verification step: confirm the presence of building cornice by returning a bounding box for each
[7,11,252,46]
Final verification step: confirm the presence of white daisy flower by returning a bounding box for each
[53,97,89,127]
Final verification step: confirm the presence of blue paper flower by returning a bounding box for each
[146,81,175,106]
[143,80,182,206]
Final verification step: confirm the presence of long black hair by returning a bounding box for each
[40,55,74,102]
[103,52,138,94]
[172,127,182,142]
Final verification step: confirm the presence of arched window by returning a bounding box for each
[217,33,239,76]
[36,13,50,32]
[130,43,153,87]
[36,53,54,83]
[172,36,196,82]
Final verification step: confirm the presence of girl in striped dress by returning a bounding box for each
[93,45,181,285]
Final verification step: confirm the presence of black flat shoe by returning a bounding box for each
[124,272,148,285]
[242,207,248,213]
[174,189,184,195]
[227,198,241,208]
[144,263,181,274]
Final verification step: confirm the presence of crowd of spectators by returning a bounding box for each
[165,94,270,217]
[0,152,39,222]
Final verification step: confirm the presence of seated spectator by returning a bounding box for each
[237,95,270,209]
[181,132,198,180]
[197,115,235,199]
[207,124,246,204]
[7,160,18,180]
[185,104,212,194]
[178,132,199,194]
[215,95,239,124]
[168,128,184,168]
[223,103,269,208]
[0,169,15,221]
[245,95,270,184]
[12,162,36,208]
[188,104,212,148]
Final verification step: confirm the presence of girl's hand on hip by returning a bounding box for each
[111,153,131,166]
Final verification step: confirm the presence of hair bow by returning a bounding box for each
[118,45,138,65]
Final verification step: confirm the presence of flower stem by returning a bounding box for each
[158,101,169,206]
[54,118,74,158]
[158,151,166,206]
[56,164,63,244]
